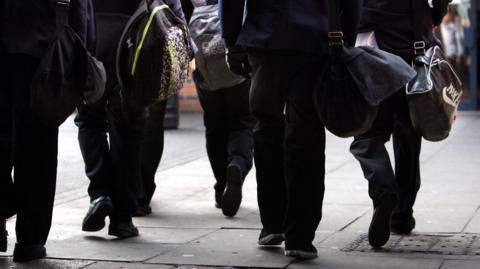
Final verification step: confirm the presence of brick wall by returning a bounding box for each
[178,77,202,113]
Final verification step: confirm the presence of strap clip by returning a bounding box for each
[414,41,426,55]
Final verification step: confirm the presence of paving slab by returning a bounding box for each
[0,257,93,269]
[120,227,216,244]
[412,206,478,233]
[45,237,169,262]
[286,254,443,269]
[83,262,173,269]
[465,208,480,233]
[441,259,480,269]
[146,229,294,268]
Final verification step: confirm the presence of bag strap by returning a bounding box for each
[327,0,344,57]
[55,0,70,34]
[411,0,427,56]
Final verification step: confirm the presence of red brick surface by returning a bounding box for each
[179,78,202,113]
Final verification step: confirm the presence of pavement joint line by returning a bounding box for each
[184,228,221,244]
[325,158,356,174]
[437,259,447,269]
[338,208,370,232]
[461,205,480,233]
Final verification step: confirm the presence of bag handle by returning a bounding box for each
[327,0,344,58]
[55,0,70,34]
[411,0,427,56]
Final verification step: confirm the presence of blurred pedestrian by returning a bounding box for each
[76,0,188,237]
[0,0,94,262]
[220,0,361,258]
[350,0,451,248]
[181,0,256,217]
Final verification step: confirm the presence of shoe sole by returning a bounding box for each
[368,198,396,248]
[108,228,139,238]
[82,202,113,232]
[258,234,285,246]
[285,250,318,259]
[221,165,243,217]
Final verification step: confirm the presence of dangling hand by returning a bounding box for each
[225,45,251,78]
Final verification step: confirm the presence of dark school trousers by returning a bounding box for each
[194,76,255,192]
[350,89,422,225]
[75,90,146,223]
[0,53,58,246]
[248,49,328,248]
[137,100,167,206]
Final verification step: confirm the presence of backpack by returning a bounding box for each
[116,0,190,107]
[31,0,106,127]
[188,1,245,90]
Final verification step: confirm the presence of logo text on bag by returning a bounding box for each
[442,84,461,107]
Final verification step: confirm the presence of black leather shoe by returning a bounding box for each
[214,188,223,209]
[1,219,7,252]
[82,196,113,232]
[221,164,243,217]
[391,217,416,235]
[13,243,46,263]
[108,221,139,238]
[368,194,398,248]
[258,229,285,246]
[133,204,152,217]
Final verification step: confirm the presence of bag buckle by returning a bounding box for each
[414,41,426,55]
[56,0,70,8]
[328,31,344,46]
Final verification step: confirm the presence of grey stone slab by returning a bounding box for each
[84,262,173,269]
[146,229,293,268]
[0,257,93,269]
[317,205,370,232]
[441,259,480,269]
[120,227,216,244]
[412,206,478,233]
[286,254,443,269]
[45,237,169,262]
[465,209,480,233]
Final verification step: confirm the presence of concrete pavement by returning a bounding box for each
[1,112,479,269]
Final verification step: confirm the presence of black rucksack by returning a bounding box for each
[31,0,106,127]
[188,1,245,90]
[116,0,190,107]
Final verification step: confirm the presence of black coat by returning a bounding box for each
[1,0,95,58]
[220,0,362,54]
[359,0,451,60]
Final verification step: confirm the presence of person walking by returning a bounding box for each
[350,0,451,248]
[76,0,188,237]
[181,0,256,217]
[220,0,361,258]
[0,0,94,262]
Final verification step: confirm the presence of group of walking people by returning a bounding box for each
[1,0,451,263]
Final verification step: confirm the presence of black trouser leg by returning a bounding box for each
[10,55,58,245]
[138,101,167,206]
[392,92,421,225]
[350,98,399,206]
[282,52,327,248]
[108,92,146,222]
[196,84,229,191]
[196,78,255,191]
[75,98,113,201]
[248,50,287,234]
[0,50,14,219]
[223,80,255,176]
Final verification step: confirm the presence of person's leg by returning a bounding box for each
[75,99,112,200]
[0,47,13,252]
[282,52,326,258]
[107,90,146,238]
[391,91,422,234]
[75,98,114,232]
[136,100,167,215]
[350,95,399,248]
[248,49,287,243]
[195,79,230,208]
[11,54,57,261]
[221,79,256,217]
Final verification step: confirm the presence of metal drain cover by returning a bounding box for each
[343,233,480,255]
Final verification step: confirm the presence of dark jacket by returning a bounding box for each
[359,0,451,60]
[220,0,362,54]
[1,0,95,58]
